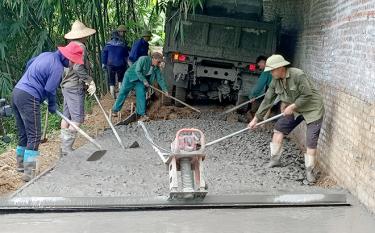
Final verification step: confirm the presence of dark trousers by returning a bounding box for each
[107,65,127,86]
[12,88,41,151]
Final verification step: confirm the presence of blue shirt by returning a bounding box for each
[102,38,129,67]
[129,38,149,62]
[249,71,273,99]
[15,51,68,106]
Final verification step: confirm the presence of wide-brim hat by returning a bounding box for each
[64,20,96,40]
[264,54,290,72]
[117,25,126,32]
[142,30,152,37]
[58,42,84,64]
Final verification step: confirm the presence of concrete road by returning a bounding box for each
[1,203,375,233]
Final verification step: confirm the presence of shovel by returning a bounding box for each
[40,110,49,143]
[219,93,266,116]
[93,93,125,149]
[55,110,106,161]
[205,113,284,147]
[149,86,201,113]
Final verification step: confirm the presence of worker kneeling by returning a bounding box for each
[112,52,168,121]
[248,54,324,183]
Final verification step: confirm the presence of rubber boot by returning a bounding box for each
[138,115,150,122]
[305,153,317,183]
[22,149,39,182]
[267,142,283,168]
[110,85,115,99]
[111,110,119,117]
[16,146,25,172]
[60,128,77,157]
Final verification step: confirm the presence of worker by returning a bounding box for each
[12,42,84,181]
[112,52,168,121]
[60,20,97,157]
[248,54,324,183]
[248,55,273,116]
[128,30,152,65]
[116,24,127,38]
[102,25,130,98]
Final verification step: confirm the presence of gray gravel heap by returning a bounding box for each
[18,119,338,197]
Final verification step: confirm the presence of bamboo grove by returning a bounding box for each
[0,0,204,99]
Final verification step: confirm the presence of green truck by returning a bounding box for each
[163,0,278,105]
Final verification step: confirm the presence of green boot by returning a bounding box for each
[22,149,39,182]
[16,146,26,172]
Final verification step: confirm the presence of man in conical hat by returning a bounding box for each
[60,20,97,157]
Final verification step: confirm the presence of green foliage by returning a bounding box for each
[84,96,94,115]
[0,72,13,99]
[158,0,205,43]
[0,0,205,154]
[0,105,62,153]
[0,116,18,154]
[0,0,205,97]
[0,134,16,154]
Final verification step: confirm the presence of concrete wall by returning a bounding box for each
[263,0,375,213]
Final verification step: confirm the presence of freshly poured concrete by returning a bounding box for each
[1,203,375,233]
[17,119,339,197]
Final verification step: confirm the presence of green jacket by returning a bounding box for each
[249,71,273,99]
[256,67,324,124]
[126,56,168,92]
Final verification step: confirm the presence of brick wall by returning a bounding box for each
[263,0,375,213]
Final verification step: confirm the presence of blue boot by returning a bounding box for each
[16,146,26,172]
[22,149,39,182]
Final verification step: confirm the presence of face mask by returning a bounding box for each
[62,57,69,67]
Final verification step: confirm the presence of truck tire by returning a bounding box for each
[175,86,187,107]
[236,95,249,113]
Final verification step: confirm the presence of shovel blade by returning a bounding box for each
[129,141,139,148]
[86,150,107,161]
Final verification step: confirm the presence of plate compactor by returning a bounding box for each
[168,128,208,200]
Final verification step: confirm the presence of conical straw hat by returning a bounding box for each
[64,20,96,40]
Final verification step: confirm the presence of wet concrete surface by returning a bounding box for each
[17,119,340,197]
[1,201,375,233]
[4,114,375,231]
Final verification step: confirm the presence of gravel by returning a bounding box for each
[18,118,339,197]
